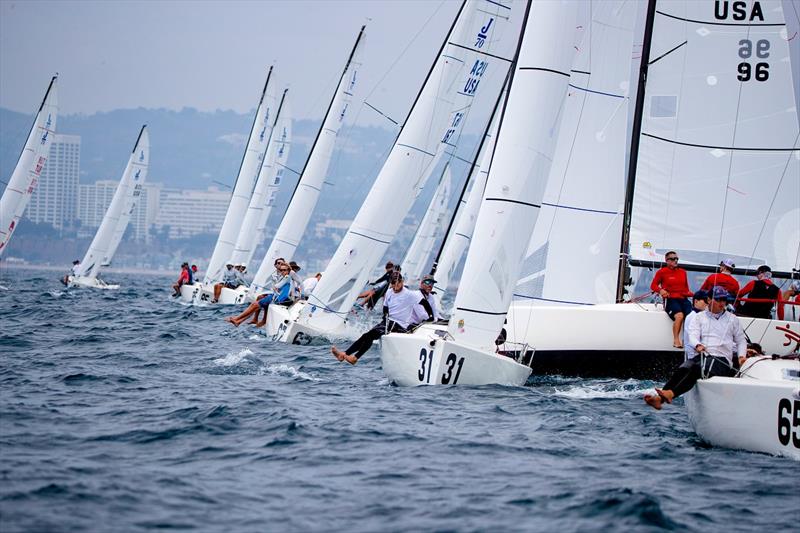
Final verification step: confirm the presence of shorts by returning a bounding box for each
[224,282,239,289]
[664,297,692,320]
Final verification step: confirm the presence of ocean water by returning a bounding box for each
[1,270,797,532]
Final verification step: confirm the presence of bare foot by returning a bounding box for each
[656,388,673,404]
[254,320,266,328]
[644,394,663,410]
[343,354,358,365]
[331,346,346,361]
[225,317,236,324]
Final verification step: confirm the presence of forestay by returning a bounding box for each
[0,76,58,257]
[76,126,150,278]
[303,0,516,332]
[203,68,278,284]
[248,26,366,296]
[401,163,452,281]
[627,0,800,272]
[229,90,291,269]
[515,0,637,306]
[448,0,583,350]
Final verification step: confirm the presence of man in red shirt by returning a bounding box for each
[172,263,190,297]
[700,258,740,299]
[650,251,693,348]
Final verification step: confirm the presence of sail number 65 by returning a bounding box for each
[777,399,800,448]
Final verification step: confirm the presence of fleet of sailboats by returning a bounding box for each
[3,0,798,460]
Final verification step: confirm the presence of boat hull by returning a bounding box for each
[380,324,532,387]
[67,275,119,290]
[685,357,800,459]
[265,300,354,344]
[177,283,248,305]
[504,302,799,380]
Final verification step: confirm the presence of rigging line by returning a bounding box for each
[446,41,515,63]
[641,132,800,152]
[567,84,627,99]
[744,130,800,272]
[363,102,399,125]
[275,162,301,176]
[655,10,785,27]
[648,40,687,65]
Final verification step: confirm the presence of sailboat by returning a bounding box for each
[248,25,365,299]
[68,125,150,289]
[501,0,799,379]
[179,68,278,303]
[0,75,58,258]
[380,0,584,386]
[401,163,452,283]
[266,0,517,344]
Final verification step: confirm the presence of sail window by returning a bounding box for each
[649,95,677,118]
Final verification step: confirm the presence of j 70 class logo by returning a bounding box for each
[45,114,52,128]
[475,18,494,48]
[776,323,800,352]
[139,150,145,162]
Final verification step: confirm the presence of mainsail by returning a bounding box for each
[203,68,278,283]
[514,0,637,306]
[229,89,291,268]
[0,75,58,257]
[248,25,366,296]
[625,0,800,275]
[401,163,452,281]
[76,126,150,279]
[302,0,516,333]
[448,0,583,349]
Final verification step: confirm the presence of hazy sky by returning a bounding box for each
[0,0,461,125]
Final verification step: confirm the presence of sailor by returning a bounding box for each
[172,263,190,296]
[331,271,433,365]
[288,261,304,300]
[650,251,693,349]
[682,290,709,361]
[190,264,199,283]
[357,261,397,309]
[736,265,780,319]
[187,263,194,285]
[410,274,441,324]
[233,264,247,287]
[302,272,322,296]
[225,263,293,327]
[63,259,80,285]
[699,258,740,299]
[644,286,746,410]
[212,263,237,303]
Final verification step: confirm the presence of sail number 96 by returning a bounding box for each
[777,399,800,448]
[418,349,465,384]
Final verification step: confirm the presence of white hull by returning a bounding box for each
[380,323,532,387]
[67,275,119,290]
[503,302,799,379]
[265,300,355,344]
[177,283,248,305]
[685,357,800,460]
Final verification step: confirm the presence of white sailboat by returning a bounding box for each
[503,0,800,379]
[380,0,584,386]
[248,25,365,298]
[229,89,291,272]
[0,75,58,258]
[68,125,150,289]
[181,68,278,303]
[267,0,517,344]
[401,163,452,282]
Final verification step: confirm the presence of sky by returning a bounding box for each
[0,0,462,125]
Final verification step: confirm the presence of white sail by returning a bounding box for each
[784,0,800,127]
[303,0,516,332]
[76,126,150,279]
[401,163,452,281]
[0,75,58,257]
[448,0,582,350]
[434,111,500,300]
[249,26,366,296]
[627,0,800,273]
[515,0,637,306]
[229,90,291,268]
[203,68,278,283]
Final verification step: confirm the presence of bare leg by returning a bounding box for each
[672,312,685,348]
[213,284,223,303]
[225,302,260,326]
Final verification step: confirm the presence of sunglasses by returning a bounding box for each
[666,257,679,261]
[422,280,434,286]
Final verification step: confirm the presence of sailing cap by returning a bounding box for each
[692,289,709,301]
[289,261,301,271]
[757,265,771,273]
[421,275,437,285]
[711,286,730,301]
[720,258,735,269]
[72,260,80,265]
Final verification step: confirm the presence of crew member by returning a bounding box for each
[650,251,693,349]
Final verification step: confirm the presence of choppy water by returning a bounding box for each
[1,270,797,532]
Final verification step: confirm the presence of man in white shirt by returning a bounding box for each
[411,275,441,323]
[302,273,321,296]
[645,286,745,410]
[331,272,433,365]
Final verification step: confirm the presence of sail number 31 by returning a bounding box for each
[418,349,465,384]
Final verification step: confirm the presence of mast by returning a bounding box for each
[429,66,510,276]
[615,0,657,302]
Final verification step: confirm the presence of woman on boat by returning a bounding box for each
[225,264,294,327]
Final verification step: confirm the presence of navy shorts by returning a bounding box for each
[664,297,692,320]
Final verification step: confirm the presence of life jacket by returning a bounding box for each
[737,280,779,319]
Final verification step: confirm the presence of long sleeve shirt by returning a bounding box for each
[650,266,693,298]
[687,309,747,363]
[700,273,740,296]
